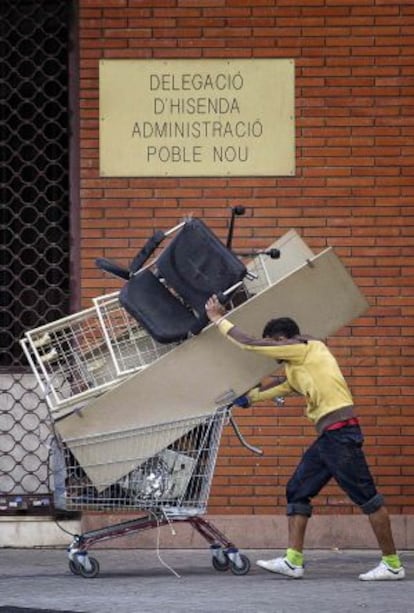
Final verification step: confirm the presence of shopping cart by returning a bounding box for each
[21,208,279,578]
[51,406,261,578]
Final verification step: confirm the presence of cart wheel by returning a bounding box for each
[78,557,100,579]
[212,554,230,572]
[68,560,81,575]
[230,553,251,576]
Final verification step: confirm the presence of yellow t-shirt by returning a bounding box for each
[217,319,353,426]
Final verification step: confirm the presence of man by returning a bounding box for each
[205,295,405,581]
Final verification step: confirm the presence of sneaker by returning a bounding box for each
[256,556,304,579]
[359,561,405,581]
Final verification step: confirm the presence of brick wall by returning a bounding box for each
[78,0,414,517]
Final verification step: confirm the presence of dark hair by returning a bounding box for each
[262,317,300,339]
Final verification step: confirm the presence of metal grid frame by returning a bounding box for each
[20,306,125,415]
[1,0,77,512]
[93,292,177,377]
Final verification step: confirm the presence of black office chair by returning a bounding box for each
[96,217,248,344]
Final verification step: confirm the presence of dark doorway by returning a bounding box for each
[0,0,77,512]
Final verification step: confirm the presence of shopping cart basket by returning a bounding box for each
[51,406,260,578]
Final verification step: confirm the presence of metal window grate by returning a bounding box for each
[0,0,72,512]
[1,0,71,369]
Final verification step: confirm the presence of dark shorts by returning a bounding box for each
[286,425,384,517]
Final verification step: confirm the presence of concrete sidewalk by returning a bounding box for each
[0,548,412,613]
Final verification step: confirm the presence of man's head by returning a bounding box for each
[262,317,300,340]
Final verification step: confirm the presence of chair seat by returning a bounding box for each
[119,269,200,344]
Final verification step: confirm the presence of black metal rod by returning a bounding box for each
[226,205,245,249]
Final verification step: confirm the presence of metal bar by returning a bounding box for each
[229,415,263,456]
[188,516,235,548]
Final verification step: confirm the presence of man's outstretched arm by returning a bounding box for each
[205,295,308,362]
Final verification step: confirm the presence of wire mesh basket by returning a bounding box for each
[52,408,228,516]
[20,306,126,416]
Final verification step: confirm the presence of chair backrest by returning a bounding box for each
[119,218,247,344]
[157,218,247,315]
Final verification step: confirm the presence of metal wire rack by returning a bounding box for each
[93,292,177,377]
[20,306,125,416]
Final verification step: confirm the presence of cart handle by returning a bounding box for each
[229,414,263,456]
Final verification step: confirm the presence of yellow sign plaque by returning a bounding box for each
[99,59,295,177]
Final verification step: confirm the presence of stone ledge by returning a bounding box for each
[79,513,414,550]
[0,516,81,548]
[1,514,412,550]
